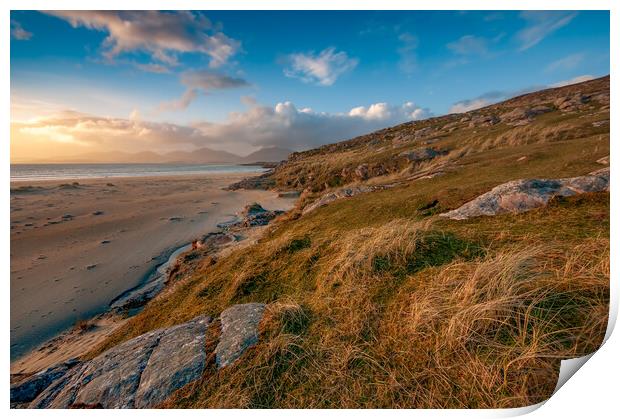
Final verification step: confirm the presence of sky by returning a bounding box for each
[10,10,610,161]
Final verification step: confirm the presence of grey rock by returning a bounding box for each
[215,303,266,368]
[30,362,90,408]
[554,94,591,112]
[469,114,499,127]
[11,359,79,403]
[218,203,283,230]
[500,106,553,124]
[70,329,164,408]
[30,316,211,409]
[302,185,392,215]
[135,316,210,408]
[440,168,609,220]
[399,147,444,163]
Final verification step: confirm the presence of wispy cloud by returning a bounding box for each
[11,20,32,40]
[516,11,577,51]
[45,11,240,69]
[447,35,488,56]
[158,70,249,111]
[284,47,358,86]
[550,74,595,88]
[545,53,585,73]
[397,32,418,75]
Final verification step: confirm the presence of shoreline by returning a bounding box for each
[10,215,274,375]
[10,171,292,366]
[10,163,272,183]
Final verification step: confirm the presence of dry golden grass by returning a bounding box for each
[156,209,608,408]
[91,77,609,409]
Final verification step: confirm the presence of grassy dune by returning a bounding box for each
[91,76,609,408]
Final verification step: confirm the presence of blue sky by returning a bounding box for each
[10,10,610,159]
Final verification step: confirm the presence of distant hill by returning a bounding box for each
[18,146,294,164]
[161,148,242,164]
[240,147,293,164]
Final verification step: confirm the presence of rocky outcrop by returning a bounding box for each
[302,185,392,215]
[499,105,553,125]
[218,203,284,230]
[399,147,446,163]
[27,303,270,408]
[30,316,210,409]
[215,303,266,368]
[469,114,499,128]
[11,359,79,403]
[226,172,276,190]
[440,168,609,220]
[554,93,591,112]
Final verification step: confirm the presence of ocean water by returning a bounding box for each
[10,163,266,182]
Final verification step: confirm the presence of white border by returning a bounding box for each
[3,1,616,417]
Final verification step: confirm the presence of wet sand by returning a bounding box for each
[10,173,292,360]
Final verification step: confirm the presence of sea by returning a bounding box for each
[10,163,267,182]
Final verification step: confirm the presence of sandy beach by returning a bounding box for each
[10,172,294,362]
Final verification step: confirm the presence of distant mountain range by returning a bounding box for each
[16,146,294,165]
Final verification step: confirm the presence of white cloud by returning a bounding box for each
[550,74,596,88]
[45,11,240,69]
[15,110,206,151]
[449,98,492,114]
[193,100,429,150]
[14,100,430,156]
[159,70,249,111]
[516,11,577,51]
[545,53,585,73]
[11,20,32,40]
[284,47,358,86]
[447,35,488,56]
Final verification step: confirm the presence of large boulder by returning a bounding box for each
[135,316,211,408]
[440,168,609,220]
[30,316,210,409]
[215,303,266,368]
[399,147,445,163]
[11,359,80,403]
